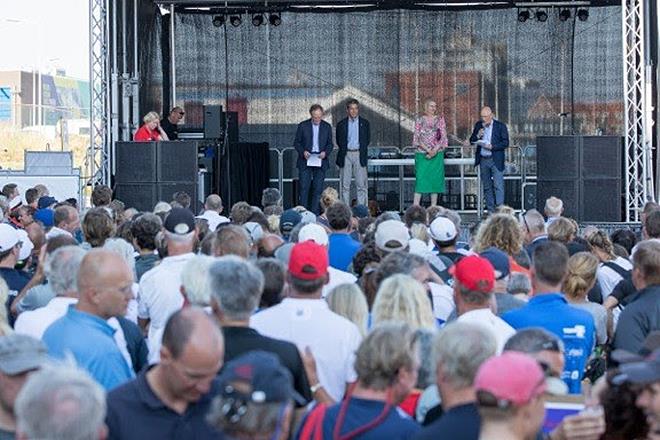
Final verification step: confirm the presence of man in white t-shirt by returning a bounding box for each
[195,194,229,232]
[138,208,197,364]
[452,255,515,353]
[251,241,362,402]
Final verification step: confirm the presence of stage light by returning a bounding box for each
[252,13,264,26]
[577,8,589,21]
[558,9,571,22]
[212,15,225,27]
[518,9,530,22]
[535,9,547,22]
[269,13,281,26]
[229,15,242,27]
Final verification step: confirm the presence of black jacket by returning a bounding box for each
[335,116,370,168]
[613,284,660,353]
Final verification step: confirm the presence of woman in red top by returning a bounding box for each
[133,111,169,141]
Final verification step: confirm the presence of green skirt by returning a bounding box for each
[415,151,445,194]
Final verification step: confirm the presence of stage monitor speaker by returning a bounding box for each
[114,142,157,182]
[536,136,622,222]
[114,183,158,211]
[203,105,225,139]
[157,141,198,182]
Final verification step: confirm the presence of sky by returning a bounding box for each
[0,0,89,80]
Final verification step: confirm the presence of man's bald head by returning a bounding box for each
[162,307,224,360]
[76,249,134,319]
[480,106,493,124]
[257,233,284,258]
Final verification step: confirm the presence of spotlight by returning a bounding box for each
[269,13,281,26]
[229,15,242,27]
[252,13,264,26]
[536,9,548,22]
[558,9,571,21]
[518,9,530,22]
[577,8,589,21]
[212,15,225,27]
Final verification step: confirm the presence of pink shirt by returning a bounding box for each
[413,115,448,154]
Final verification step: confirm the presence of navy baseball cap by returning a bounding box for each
[164,207,195,235]
[612,349,660,386]
[279,209,302,235]
[479,247,510,280]
[217,351,306,405]
[37,196,57,210]
[352,204,369,219]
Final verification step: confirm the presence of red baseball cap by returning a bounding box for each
[475,352,546,407]
[448,255,495,293]
[288,241,328,280]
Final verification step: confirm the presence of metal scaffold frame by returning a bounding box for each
[622,0,654,222]
[87,0,111,189]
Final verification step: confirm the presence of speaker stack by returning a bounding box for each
[536,136,622,222]
[113,141,198,212]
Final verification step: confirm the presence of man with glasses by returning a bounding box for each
[43,249,135,390]
[106,308,225,439]
[160,106,185,140]
[519,209,548,258]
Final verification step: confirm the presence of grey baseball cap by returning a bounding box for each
[0,334,49,375]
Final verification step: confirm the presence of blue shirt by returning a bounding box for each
[312,123,320,153]
[43,306,134,390]
[348,117,360,150]
[297,397,420,440]
[414,403,480,440]
[502,293,595,394]
[480,122,493,157]
[328,233,361,272]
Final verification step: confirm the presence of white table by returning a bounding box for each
[367,157,481,214]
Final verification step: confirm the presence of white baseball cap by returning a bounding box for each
[298,223,329,246]
[429,216,457,242]
[0,224,20,253]
[375,220,410,252]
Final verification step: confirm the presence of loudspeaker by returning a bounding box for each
[226,111,239,144]
[203,105,225,139]
[536,136,622,222]
[114,141,198,212]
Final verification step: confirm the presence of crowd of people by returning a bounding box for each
[0,180,658,440]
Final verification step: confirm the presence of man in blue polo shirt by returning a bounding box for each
[502,241,595,394]
[43,249,135,390]
[327,201,361,272]
[105,308,225,440]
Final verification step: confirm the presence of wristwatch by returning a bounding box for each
[310,383,323,394]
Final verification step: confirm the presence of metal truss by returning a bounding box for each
[87,0,112,189]
[622,0,654,222]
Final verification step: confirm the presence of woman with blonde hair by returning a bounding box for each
[563,252,610,344]
[316,187,339,229]
[548,217,577,244]
[326,283,369,337]
[412,99,448,207]
[134,111,169,142]
[474,213,529,275]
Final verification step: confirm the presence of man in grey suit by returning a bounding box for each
[336,99,371,206]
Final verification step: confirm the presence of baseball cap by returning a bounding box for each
[243,222,264,244]
[479,247,510,280]
[449,255,495,293]
[0,223,20,252]
[475,352,546,407]
[288,241,328,280]
[153,201,172,215]
[298,223,329,246]
[375,220,410,252]
[299,210,317,225]
[16,229,34,261]
[612,349,660,385]
[352,204,369,219]
[218,351,305,405]
[0,334,49,375]
[37,196,57,210]
[280,209,302,235]
[164,207,195,235]
[9,197,22,211]
[428,216,457,242]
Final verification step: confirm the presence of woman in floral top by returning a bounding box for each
[412,99,448,206]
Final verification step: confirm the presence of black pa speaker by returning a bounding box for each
[203,105,225,139]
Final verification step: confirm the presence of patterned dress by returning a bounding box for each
[412,115,448,194]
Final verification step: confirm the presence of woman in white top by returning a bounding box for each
[586,230,633,300]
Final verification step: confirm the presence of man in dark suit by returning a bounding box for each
[336,98,371,206]
[469,106,509,214]
[294,104,333,214]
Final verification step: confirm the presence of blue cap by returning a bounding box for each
[352,204,370,219]
[279,209,302,235]
[217,351,305,405]
[479,247,510,280]
[37,196,57,210]
[33,209,54,227]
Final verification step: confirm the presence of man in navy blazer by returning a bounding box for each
[294,104,334,214]
[469,106,509,214]
[335,98,370,206]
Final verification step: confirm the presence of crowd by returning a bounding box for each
[0,181,658,440]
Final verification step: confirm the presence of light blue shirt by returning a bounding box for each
[347,118,360,150]
[43,305,134,390]
[480,122,493,157]
[312,123,320,153]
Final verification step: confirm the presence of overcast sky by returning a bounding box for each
[0,0,89,80]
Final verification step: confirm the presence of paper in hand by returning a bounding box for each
[307,153,322,167]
